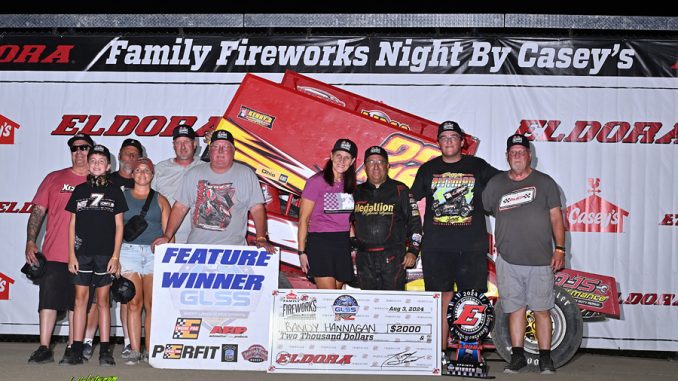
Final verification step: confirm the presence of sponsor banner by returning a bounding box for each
[268,289,441,375]
[1,35,678,76]
[150,244,278,370]
[555,269,620,318]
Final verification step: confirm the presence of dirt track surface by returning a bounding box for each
[2,342,677,381]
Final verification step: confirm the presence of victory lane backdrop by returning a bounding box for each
[0,34,676,352]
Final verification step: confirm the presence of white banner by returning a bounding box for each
[149,243,278,370]
[0,67,676,351]
[268,289,441,375]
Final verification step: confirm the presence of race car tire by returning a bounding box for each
[491,286,583,370]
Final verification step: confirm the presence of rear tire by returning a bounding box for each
[491,286,583,370]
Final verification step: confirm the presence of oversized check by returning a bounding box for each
[150,244,279,370]
[268,289,441,375]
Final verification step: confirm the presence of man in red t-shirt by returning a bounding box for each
[25,133,92,364]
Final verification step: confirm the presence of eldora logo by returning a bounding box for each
[660,214,678,226]
[448,289,494,342]
[0,202,33,213]
[50,114,226,138]
[0,44,73,64]
[0,114,20,145]
[515,119,678,144]
[565,178,629,233]
[275,352,353,365]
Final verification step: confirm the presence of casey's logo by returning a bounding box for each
[565,178,629,233]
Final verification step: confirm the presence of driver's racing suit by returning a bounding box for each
[351,178,422,290]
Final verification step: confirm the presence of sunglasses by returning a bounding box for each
[70,145,91,152]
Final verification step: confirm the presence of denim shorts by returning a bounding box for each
[120,243,155,276]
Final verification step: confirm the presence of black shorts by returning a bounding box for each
[356,247,407,291]
[421,249,488,293]
[38,261,75,312]
[71,255,114,288]
[306,232,354,283]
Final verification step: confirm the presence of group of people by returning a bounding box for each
[25,125,274,367]
[24,119,567,375]
[298,121,566,374]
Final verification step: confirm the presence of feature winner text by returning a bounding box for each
[161,247,271,290]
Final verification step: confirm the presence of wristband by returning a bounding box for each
[555,245,566,252]
[256,236,268,242]
[298,250,306,256]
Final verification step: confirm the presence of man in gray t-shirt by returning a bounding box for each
[152,125,202,243]
[153,129,274,251]
[482,134,566,374]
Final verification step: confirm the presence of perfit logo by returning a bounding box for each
[565,178,629,233]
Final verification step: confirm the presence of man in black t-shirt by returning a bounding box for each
[411,121,499,353]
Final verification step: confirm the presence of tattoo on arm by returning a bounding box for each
[26,206,46,243]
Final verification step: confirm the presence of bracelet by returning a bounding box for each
[298,250,306,256]
[554,245,566,253]
[255,236,268,242]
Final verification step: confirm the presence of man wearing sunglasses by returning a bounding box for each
[25,133,93,364]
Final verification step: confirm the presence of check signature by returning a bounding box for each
[381,350,425,367]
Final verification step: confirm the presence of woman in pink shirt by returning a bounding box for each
[297,139,357,289]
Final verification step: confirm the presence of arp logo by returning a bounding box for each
[0,115,20,145]
[565,178,629,233]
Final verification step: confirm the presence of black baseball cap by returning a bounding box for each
[211,130,235,146]
[332,138,357,158]
[506,134,531,150]
[437,121,465,138]
[364,146,388,162]
[67,133,95,148]
[121,138,143,156]
[172,125,196,140]
[88,144,111,162]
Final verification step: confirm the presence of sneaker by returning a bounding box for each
[82,342,94,361]
[58,345,71,365]
[121,344,132,359]
[28,345,54,364]
[503,353,528,374]
[100,349,116,366]
[59,347,84,366]
[539,356,556,374]
[124,351,142,365]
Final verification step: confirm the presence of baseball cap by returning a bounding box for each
[172,125,196,140]
[332,138,357,158]
[506,134,531,150]
[88,144,111,162]
[364,146,388,162]
[67,133,95,148]
[437,121,465,138]
[121,138,143,156]
[211,130,235,146]
[132,157,154,174]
